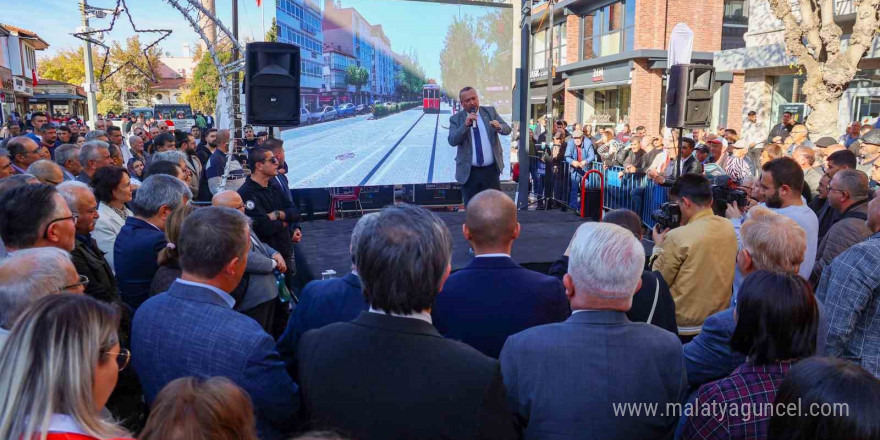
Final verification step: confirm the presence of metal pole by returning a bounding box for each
[545,0,554,132]
[232,0,241,141]
[81,0,98,127]
[516,0,531,209]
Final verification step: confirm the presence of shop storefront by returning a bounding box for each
[566,61,632,130]
[0,67,13,123]
[529,67,565,123]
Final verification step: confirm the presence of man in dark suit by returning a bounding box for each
[297,204,518,439]
[115,175,191,310]
[500,222,687,440]
[276,212,377,376]
[448,86,511,206]
[433,190,569,358]
[132,207,300,440]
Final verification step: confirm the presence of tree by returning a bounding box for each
[179,46,231,114]
[395,48,427,100]
[345,65,370,99]
[266,17,279,42]
[769,0,880,138]
[104,35,162,108]
[439,15,487,103]
[38,47,98,86]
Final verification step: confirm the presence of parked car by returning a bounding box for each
[336,103,356,118]
[299,108,311,125]
[310,106,338,123]
[355,104,368,114]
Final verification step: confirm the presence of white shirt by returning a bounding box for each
[175,278,236,308]
[475,253,511,258]
[368,307,433,325]
[47,414,88,435]
[571,309,604,314]
[471,112,495,167]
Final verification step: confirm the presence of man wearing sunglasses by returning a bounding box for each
[0,183,77,253]
[238,147,301,297]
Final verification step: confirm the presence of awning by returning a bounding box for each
[568,79,632,91]
[530,83,565,102]
[29,93,85,102]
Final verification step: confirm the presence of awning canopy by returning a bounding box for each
[530,83,565,102]
[29,93,85,102]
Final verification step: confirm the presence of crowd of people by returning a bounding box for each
[0,105,878,440]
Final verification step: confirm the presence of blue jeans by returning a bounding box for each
[569,171,584,210]
[530,161,545,197]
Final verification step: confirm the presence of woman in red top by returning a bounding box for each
[0,295,133,440]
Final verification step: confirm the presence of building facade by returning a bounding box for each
[30,79,86,117]
[715,0,880,140]
[322,44,356,106]
[277,0,326,110]
[0,24,49,120]
[528,0,728,134]
[370,25,396,102]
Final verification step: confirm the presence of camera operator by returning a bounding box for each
[726,157,819,304]
[651,174,737,341]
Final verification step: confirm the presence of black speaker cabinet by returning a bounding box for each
[665,64,715,129]
[245,42,301,126]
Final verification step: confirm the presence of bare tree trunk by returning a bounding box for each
[768,0,880,139]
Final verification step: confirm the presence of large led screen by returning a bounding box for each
[276,0,514,188]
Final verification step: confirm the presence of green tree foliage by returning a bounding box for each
[439,15,487,102]
[266,17,279,42]
[105,35,162,108]
[394,49,427,100]
[179,45,231,114]
[38,47,96,86]
[345,65,370,95]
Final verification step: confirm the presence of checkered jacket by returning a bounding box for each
[816,232,880,377]
[683,361,792,440]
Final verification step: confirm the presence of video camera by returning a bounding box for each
[711,184,749,208]
[651,202,681,231]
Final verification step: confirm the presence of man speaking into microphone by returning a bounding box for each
[448,86,512,206]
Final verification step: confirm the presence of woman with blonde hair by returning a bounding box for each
[0,294,132,440]
[149,203,196,295]
[139,377,258,440]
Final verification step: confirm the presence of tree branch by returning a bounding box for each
[818,0,843,59]
[845,0,880,67]
[798,0,824,58]
[768,0,820,70]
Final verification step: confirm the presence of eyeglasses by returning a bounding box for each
[62,274,89,291]
[264,156,279,164]
[827,186,846,194]
[103,348,131,371]
[42,214,78,239]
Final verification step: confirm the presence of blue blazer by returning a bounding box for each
[500,311,687,440]
[683,301,829,389]
[277,272,367,377]
[433,256,569,358]
[564,138,596,170]
[132,281,300,440]
[114,217,166,310]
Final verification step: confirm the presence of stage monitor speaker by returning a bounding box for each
[245,42,301,126]
[665,64,715,129]
[358,186,395,210]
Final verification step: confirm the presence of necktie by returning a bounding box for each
[577,145,582,162]
[473,123,484,166]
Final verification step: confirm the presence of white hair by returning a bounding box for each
[57,181,93,212]
[0,248,74,328]
[567,222,644,299]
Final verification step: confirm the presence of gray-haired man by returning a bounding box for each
[500,222,686,439]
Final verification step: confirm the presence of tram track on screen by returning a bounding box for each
[358,109,441,187]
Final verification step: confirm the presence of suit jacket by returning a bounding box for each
[93,203,131,272]
[664,154,703,181]
[433,256,570,358]
[132,280,300,440]
[500,311,687,440]
[114,217,166,310]
[564,138,597,173]
[184,152,203,199]
[276,272,366,377]
[297,312,518,440]
[447,106,511,184]
[71,234,119,304]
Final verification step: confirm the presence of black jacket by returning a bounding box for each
[195,144,212,167]
[297,312,519,439]
[238,177,301,261]
[548,256,678,335]
[71,234,119,304]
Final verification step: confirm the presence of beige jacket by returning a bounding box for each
[651,209,738,334]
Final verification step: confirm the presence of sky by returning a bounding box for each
[3,0,510,82]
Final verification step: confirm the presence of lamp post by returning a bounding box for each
[78,0,121,127]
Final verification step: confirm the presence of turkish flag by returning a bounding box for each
[32,69,38,87]
[256,0,262,6]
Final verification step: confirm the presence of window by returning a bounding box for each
[582,0,635,60]
[722,0,749,50]
[531,22,566,71]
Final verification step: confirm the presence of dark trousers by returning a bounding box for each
[529,160,545,197]
[242,298,276,336]
[462,165,501,207]
[569,171,585,209]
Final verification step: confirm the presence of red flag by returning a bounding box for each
[31,69,38,87]
[256,0,262,6]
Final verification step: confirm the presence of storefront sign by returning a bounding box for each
[0,67,12,95]
[592,68,604,82]
[530,68,550,81]
[586,113,614,123]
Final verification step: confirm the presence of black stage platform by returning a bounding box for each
[298,209,589,278]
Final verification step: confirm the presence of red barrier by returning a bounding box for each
[580,169,604,220]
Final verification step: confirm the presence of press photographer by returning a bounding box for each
[650,173,738,340]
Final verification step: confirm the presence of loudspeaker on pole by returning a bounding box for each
[245,42,302,127]
[665,64,715,129]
